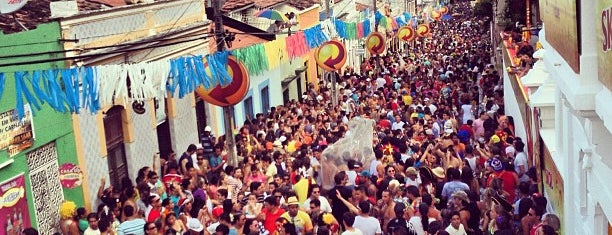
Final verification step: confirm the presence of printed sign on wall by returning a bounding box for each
[0,174,32,235]
[59,163,84,189]
[540,0,580,73]
[598,0,612,90]
[0,105,35,157]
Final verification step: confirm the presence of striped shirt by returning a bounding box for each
[117,218,145,235]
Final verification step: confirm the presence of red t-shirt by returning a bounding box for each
[147,208,161,222]
[262,207,285,233]
[488,171,517,203]
[378,119,391,129]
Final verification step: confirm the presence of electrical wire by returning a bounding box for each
[0,34,211,67]
[137,0,197,61]
[0,32,214,60]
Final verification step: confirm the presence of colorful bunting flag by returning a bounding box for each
[285,31,309,59]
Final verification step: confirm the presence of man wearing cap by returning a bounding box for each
[281,196,313,235]
[404,167,421,187]
[200,126,216,159]
[486,157,519,203]
[186,217,204,235]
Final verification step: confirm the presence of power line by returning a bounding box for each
[0,33,214,60]
[137,0,197,62]
[0,29,300,60]
[0,34,211,67]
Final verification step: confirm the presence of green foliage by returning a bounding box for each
[474,0,493,18]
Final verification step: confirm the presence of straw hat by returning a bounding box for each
[432,167,446,179]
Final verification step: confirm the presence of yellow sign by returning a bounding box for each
[543,145,564,234]
[598,0,612,90]
[0,105,34,157]
[0,187,25,209]
[540,0,580,73]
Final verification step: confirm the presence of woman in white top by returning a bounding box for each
[461,100,475,124]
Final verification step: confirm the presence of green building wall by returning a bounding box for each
[0,22,85,229]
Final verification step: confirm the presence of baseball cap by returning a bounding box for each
[204,126,212,132]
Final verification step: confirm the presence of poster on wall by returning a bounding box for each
[539,0,580,73]
[59,163,84,189]
[542,145,564,233]
[0,174,32,235]
[597,0,612,90]
[0,105,35,157]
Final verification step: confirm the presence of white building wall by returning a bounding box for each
[535,0,612,233]
[210,66,283,136]
[124,107,159,180]
[169,95,200,154]
[502,66,527,141]
[76,112,108,208]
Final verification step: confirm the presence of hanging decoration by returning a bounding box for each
[233,44,269,76]
[30,69,67,113]
[285,31,309,59]
[2,16,424,115]
[363,18,371,37]
[14,72,41,118]
[356,23,364,39]
[397,26,416,42]
[98,64,128,107]
[80,67,101,114]
[61,68,81,113]
[365,32,386,55]
[439,6,449,15]
[195,56,249,107]
[263,38,288,70]
[304,24,329,49]
[431,10,442,21]
[314,40,347,72]
[0,73,5,103]
[416,24,431,37]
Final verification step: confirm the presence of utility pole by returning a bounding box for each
[212,0,238,167]
[373,0,378,32]
[325,0,338,107]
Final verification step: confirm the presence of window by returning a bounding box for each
[244,96,254,121]
[241,9,250,24]
[103,106,129,190]
[283,88,289,105]
[261,86,270,114]
[195,98,208,139]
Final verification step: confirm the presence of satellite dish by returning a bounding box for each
[0,0,28,14]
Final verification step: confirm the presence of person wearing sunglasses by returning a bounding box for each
[143,222,158,235]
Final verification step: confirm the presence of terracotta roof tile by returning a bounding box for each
[355,2,370,11]
[252,0,286,8]
[286,0,318,10]
[0,0,115,35]
[334,0,344,3]
[89,0,126,7]
[208,25,268,54]
[222,0,254,12]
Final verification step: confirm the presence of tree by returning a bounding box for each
[474,0,493,19]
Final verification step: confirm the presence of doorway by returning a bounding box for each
[103,106,129,190]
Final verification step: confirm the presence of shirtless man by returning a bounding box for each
[377,190,396,234]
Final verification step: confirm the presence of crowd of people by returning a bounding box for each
[57,2,560,235]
